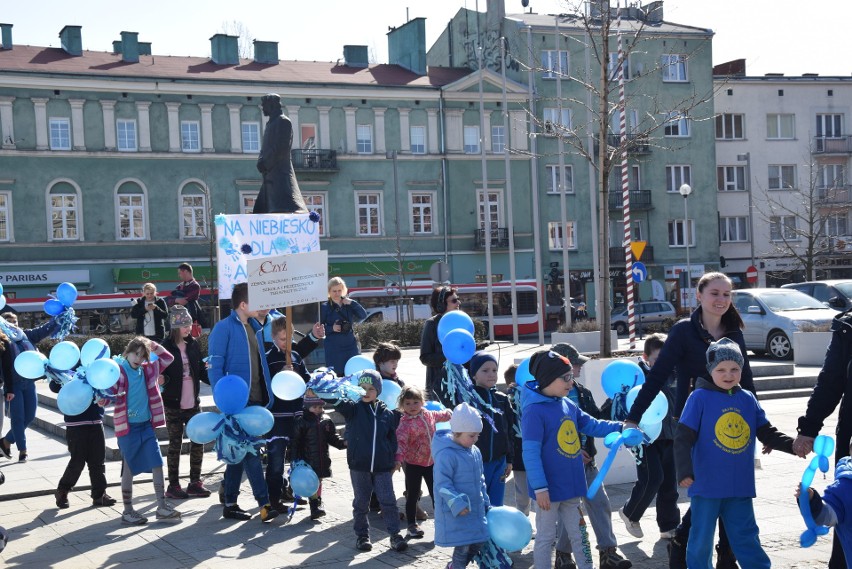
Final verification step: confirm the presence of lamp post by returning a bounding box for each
[679,183,693,309]
[736,152,756,273]
[386,150,404,322]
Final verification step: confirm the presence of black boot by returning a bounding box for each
[667,535,687,569]
[309,498,326,520]
[715,543,738,569]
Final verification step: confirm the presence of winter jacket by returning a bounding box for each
[319,299,366,374]
[419,315,446,400]
[160,336,208,410]
[507,385,525,471]
[815,456,852,558]
[130,296,169,339]
[1,318,59,394]
[0,337,11,391]
[569,381,604,459]
[627,307,755,423]
[49,377,104,424]
[468,385,515,464]
[292,411,346,478]
[332,398,397,473]
[396,409,453,466]
[172,278,201,323]
[264,331,319,438]
[110,346,174,438]
[432,430,491,548]
[638,359,677,441]
[208,311,273,407]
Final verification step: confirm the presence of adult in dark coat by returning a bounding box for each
[419,286,459,403]
[252,93,307,215]
[130,283,169,341]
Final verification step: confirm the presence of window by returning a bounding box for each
[668,219,694,247]
[661,54,687,82]
[663,112,690,137]
[410,193,434,235]
[300,124,317,149]
[630,165,642,192]
[180,121,200,153]
[817,114,843,138]
[356,192,381,236]
[608,52,630,80]
[464,125,480,154]
[541,50,568,79]
[715,114,744,140]
[543,108,571,134]
[356,124,373,154]
[116,119,137,152]
[719,216,749,242]
[768,165,796,189]
[548,221,576,250]
[48,182,80,241]
[240,191,257,215]
[717,166,745,192]
[304,193,326,237]
[665,165,691,193]
[545,165,574,194]
[477,190,503,230]
[49,118,71,150]
[770,215,797,241]
[117,194,146,240]
[0,192,11,241]
[491,125,505,153]
[767,114,795,139]
[825,214,848,237]
[179,182,208,239]
[410,125,426,154]
[819,164,846,189]
[242,121,260,153]
[632,219,644,241]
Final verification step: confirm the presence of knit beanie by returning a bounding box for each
[469,351,497,378]
[449,402,482,433]
[705,338,745,374]
[303,395,324,409]
[529,349,572,389]
[551,342,590,367]
[169,306,192,328]
[357,369,382,395]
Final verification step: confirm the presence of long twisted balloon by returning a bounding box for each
[799,434,835,547]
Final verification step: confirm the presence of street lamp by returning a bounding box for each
[386,150,404,322]
[679,183,693,309]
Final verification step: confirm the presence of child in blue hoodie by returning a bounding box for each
[522,350,624,569]
[433,402,490,569]
[799,440,852,562]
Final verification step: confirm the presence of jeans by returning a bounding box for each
[223,451,269,508]
[165,407,203,486]
[557,462,617,552]
[513,469,531,516]
[404,463,434,525]
[350,470,399,537]
[535,497,591,569]
[58,424,107,498]
[452,542,484,567]
[5,379,37,452]
[688,496,769,569]
[482,456,507,507]
[265,437,289,502]
[622,439,680,532]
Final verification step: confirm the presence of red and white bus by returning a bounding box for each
[348,280,542,336]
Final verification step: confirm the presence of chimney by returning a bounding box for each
[343,45,369,68]
[387,17,426,75]
[210,33,239,65]
[138,42,151,56]
[112,40,122,54]
[641,1,664,23]
[120,31,139,63]
[0,23,12,50]
[59,25,82,56]
[252,40,278,64]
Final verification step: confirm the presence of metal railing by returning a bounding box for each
[608,190,653,211]
[813,136,852,154]
[291,149,338,170]
[609,245,655,263]
[474,227,510,249]
[816,185,852,204]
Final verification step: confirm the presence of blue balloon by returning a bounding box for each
[290,464,320,497]
[0,294,5,311]
[425,401,445,411]
[235,406,275,436]
[625,386,668,425]
[186,411,224,444]
[622,427,644,447]
[378,380,403,409]
[49,341,81,371]
[487,506,533,552]
[214,375,249,415]
[56,282,78,307]
[14,350,47,379]
[218,437,248,465]
[0,282,3,295]
[44,299,64,316]
[86,358,120,390]
[515,357,533,386]
[442,328,476,365]
[639,419,663,444]
[799,434,835,547]
[436,421,451,431]
[437,310,475,343]
[80,338,110,366]
[600,359,645,399]
[57,380,94,416]
[344,355,375,377]
[271,370,306,400]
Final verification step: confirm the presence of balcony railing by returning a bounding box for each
[816,185,852,204]
[607,133,652,154]
[474,227,510,249]
[291,149,338,171]
[609,245,655,264]
[608,190,653,211]
[813,136,852,154]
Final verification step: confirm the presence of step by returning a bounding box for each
[753,373,819,392]
[754,387,815,401]
[750,361,795,377]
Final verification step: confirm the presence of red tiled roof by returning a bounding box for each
[0,45,472,88]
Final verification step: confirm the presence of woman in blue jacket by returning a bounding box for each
[320,277,366,376]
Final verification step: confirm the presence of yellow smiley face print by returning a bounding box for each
[714,411,750,451]
[557,418,582,457]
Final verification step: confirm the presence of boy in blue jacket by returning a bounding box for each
[522,349,625,569]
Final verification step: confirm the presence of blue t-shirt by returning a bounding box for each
[678,386,767,499]
[121,361,151,424]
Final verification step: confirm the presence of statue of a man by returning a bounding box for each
[252,93,307,214]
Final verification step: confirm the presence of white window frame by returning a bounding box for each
[608,52,631,80]
[356,124,373,154]
[632,219,644,241]
[543,107,572,135]
[545,165,574,194]
[463,125,481,154]
[180,120,201,153]
[661,54,687,82]
[547,221,577,250]
[825,213,848,237]
[116,119,137,152]
[766,113,795,139]
[666,165,692,193]
[663,112,690,137]
[717,166,746,192]
[409,191,436,235]
[491,125,505,154]
[410,125,426,154]
[817,113,844,138]
[241,121,260,153]
[819,164,846,189]
[541,50,569,79]
[477,189,504,230]
[49,117,71,150]
[304,192,328,237]
[114,178,149,241]
[178,180,209,240]
[668,218,695,247]
[768,164,796,190]
[0,191,13,242]
[715,113,745,140]
[719,216,749,242]
[45,178,83,242]
[239,191,258,215]
[770,215,798,241]
[355,192,382,236]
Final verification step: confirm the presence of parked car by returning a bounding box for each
[610,301,677,335]
[362,304,433,323]
[781,280,852,311]
[731,288,838,360]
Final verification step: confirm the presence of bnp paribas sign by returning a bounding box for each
[0,270,90,286]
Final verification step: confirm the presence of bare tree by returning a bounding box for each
[220,20,254,60]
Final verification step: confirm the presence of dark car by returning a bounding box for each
[781,280,852,311]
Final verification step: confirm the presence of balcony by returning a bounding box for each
[609,245,655,264]
[608,190,653,211]
[474,227,510,249]
[607,133,652,154]
[813,136,852,154]
[816,185,852,205]
[291,149,338,171]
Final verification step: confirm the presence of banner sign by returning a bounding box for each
[214,213,320,300]
[247,250,329,311]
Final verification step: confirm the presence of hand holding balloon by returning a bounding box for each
[587,428,643,499]
[798,434,834,548]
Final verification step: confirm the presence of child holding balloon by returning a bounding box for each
[798,439,852,560]
[674,338,795,569]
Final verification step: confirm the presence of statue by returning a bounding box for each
[252,93,307,214]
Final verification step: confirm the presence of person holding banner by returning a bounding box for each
[320,277,366,376]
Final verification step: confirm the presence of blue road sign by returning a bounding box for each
[632,262,647,282]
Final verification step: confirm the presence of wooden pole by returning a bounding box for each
[285,306,293,367]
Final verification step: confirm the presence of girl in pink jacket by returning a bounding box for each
[395,385,452,539]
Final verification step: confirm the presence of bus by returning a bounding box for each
[347,281,542,336]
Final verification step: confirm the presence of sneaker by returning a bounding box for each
[660,529,678,540]
[186,480,211,498]
[0,471,5,485]
[390,533,408,552]
[156,504,182,522]
[223,504,252,521]
[55,489,70,509]
[619,507,643,538]
[121,510,148,525]
[554,551,577,569]
[0,438,10,459]
[18,452,27,463]
[281,484,295,502]
[668,536,687,569]
[599,546,632,569]
[415,504,428,521]
[406,524,424,539]
[355,536,372,551]
[93,493,117,507]
[165,484,189,499]
[260,503,279,523]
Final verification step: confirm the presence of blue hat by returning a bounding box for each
[469,351,497,378]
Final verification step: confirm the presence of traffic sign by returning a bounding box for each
[746,265,758,284]
[631,241,647,261]
[429,261,450,283]
[632,261,647,282]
